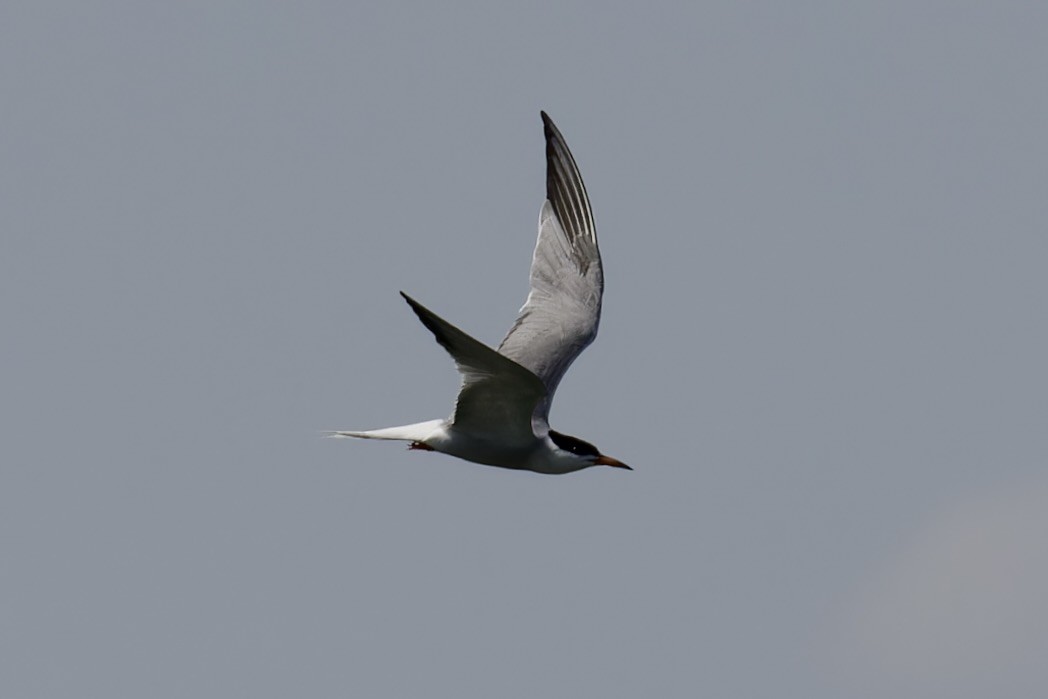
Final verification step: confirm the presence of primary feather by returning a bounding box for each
[497,112,604,421]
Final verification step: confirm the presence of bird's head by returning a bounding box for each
[548,430,631,471]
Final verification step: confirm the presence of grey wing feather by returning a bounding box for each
[400,292,547,446]
[497,112,603,418]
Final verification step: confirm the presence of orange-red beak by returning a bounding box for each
[595,455,632,470]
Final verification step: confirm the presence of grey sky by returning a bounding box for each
[3,2,1047,697]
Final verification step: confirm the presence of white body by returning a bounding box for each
[334,420,598,475]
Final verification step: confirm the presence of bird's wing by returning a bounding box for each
[400,292,548,447]
[497,112,603,420]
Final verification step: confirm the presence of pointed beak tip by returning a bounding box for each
[595,455,631,470]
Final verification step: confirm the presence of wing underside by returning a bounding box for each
[497,112,604,418]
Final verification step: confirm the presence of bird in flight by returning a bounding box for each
[333,112,629,474]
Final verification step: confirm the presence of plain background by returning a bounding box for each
[3,2,1046,697]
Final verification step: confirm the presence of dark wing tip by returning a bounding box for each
[540,111,567,157]
[399,291,442,340]
[400,290,425,319]
[400,291,431,317]
[540,110,554,132]
[540,112,598,267]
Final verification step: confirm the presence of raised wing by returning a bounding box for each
[400,292,547,447]
[497,112,603,418]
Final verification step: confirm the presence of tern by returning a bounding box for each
[333,112,629,474]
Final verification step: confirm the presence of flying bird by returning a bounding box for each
[333,112,629,474]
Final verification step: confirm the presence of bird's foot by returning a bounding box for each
[408,441,434,451]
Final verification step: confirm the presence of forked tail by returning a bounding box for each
[327,419,444,443]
